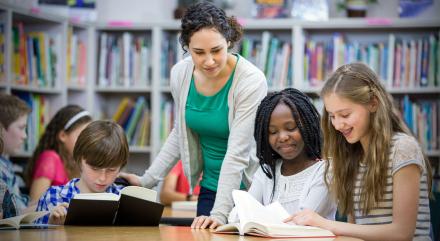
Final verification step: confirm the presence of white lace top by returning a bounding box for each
[247,160,337,219]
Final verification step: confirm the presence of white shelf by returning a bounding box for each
[10,84,62,94]
[160,86,171,93]
[427,150,440,157]
[67,85,86,92]
[95,86,152,93]
[387,87,440,94]
[129,146,151,153]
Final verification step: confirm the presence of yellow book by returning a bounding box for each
[112,98,130,122]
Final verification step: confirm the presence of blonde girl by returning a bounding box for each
[286,63,432,241]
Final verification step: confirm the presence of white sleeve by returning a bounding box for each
[248,166,269,204]
[299,162,337,220]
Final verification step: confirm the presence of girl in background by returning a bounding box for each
[286,63,432,241]
[26,105,92,203]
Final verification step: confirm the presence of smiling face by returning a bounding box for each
[188,27,229,79]
[323,93,374,150]
[268,103,306,162]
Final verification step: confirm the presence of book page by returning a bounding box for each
[214,222,240,234]
[232,190,289,229]
[0,211,49,229]
[73,192,119,201]
[120,186,156,201]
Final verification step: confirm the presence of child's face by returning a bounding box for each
[2,115,27,155]
[323,93,374,149]
[80,159,121,193]
[268,103,305,162]
[59,122,90,156]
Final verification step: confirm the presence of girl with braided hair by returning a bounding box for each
[26,105,91,203]
[231,88,336,221]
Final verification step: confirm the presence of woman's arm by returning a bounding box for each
[209,70,268,224]
[287,164,421,241]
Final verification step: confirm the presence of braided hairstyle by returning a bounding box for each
[254,88,322,199]
[26,105,92,186]
[179,1,243,54]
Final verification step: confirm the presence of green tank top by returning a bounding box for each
[185,56,241,192]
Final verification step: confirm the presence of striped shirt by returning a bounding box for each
[353,133,431,241]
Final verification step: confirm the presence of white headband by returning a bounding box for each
[64,111,90,130]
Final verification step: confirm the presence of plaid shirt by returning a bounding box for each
[0,155,28,211]
[35,178,122,224]
[0,180,18,218]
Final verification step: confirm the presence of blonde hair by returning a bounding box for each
[321,62,432,215]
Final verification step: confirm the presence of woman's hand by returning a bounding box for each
[48,202,69,225]
[118,172,141,186]
[191,215,220,229]
[284,209,328,228]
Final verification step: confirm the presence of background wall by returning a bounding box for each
[96,0,440,22]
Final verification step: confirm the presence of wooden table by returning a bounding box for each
[0,207,363,241]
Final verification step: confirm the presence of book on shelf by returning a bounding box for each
[0,211,51,230]
[65,186,164,226]
[112,97,151,146]
[11,21,60,88]
[214,190,334,238]
[98,32,150,88]
[253,0,290,18]
[171,201,197,211]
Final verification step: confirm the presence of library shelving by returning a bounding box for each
[0,2,438,183]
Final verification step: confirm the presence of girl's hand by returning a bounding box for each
[191,215,220,229]
[48,202,69,225]
[284,209,327,228]
[118,172,141,186]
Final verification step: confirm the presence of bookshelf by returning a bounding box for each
[0,2,438,183]
[0,2,94,157]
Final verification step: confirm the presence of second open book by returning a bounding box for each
[215,190,335,238]
[65,186,164,226]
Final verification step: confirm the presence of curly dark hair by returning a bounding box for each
[26,105,92,186]
[179,1,242,53]
[254,88,322,200]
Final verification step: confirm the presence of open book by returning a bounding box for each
[0,211,50,229]
[65,186,164,226]
[215,190,335,238]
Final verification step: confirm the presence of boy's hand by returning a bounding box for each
[118,172,141,186]
[48,203,69,225]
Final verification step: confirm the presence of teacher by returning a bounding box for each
[121,1,267,229]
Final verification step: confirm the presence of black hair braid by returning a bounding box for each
[254,88,322,201]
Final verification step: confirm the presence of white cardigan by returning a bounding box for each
[139,55,268,224]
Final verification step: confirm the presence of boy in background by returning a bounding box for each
[0,93,31,213]
[35,120,129,224]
